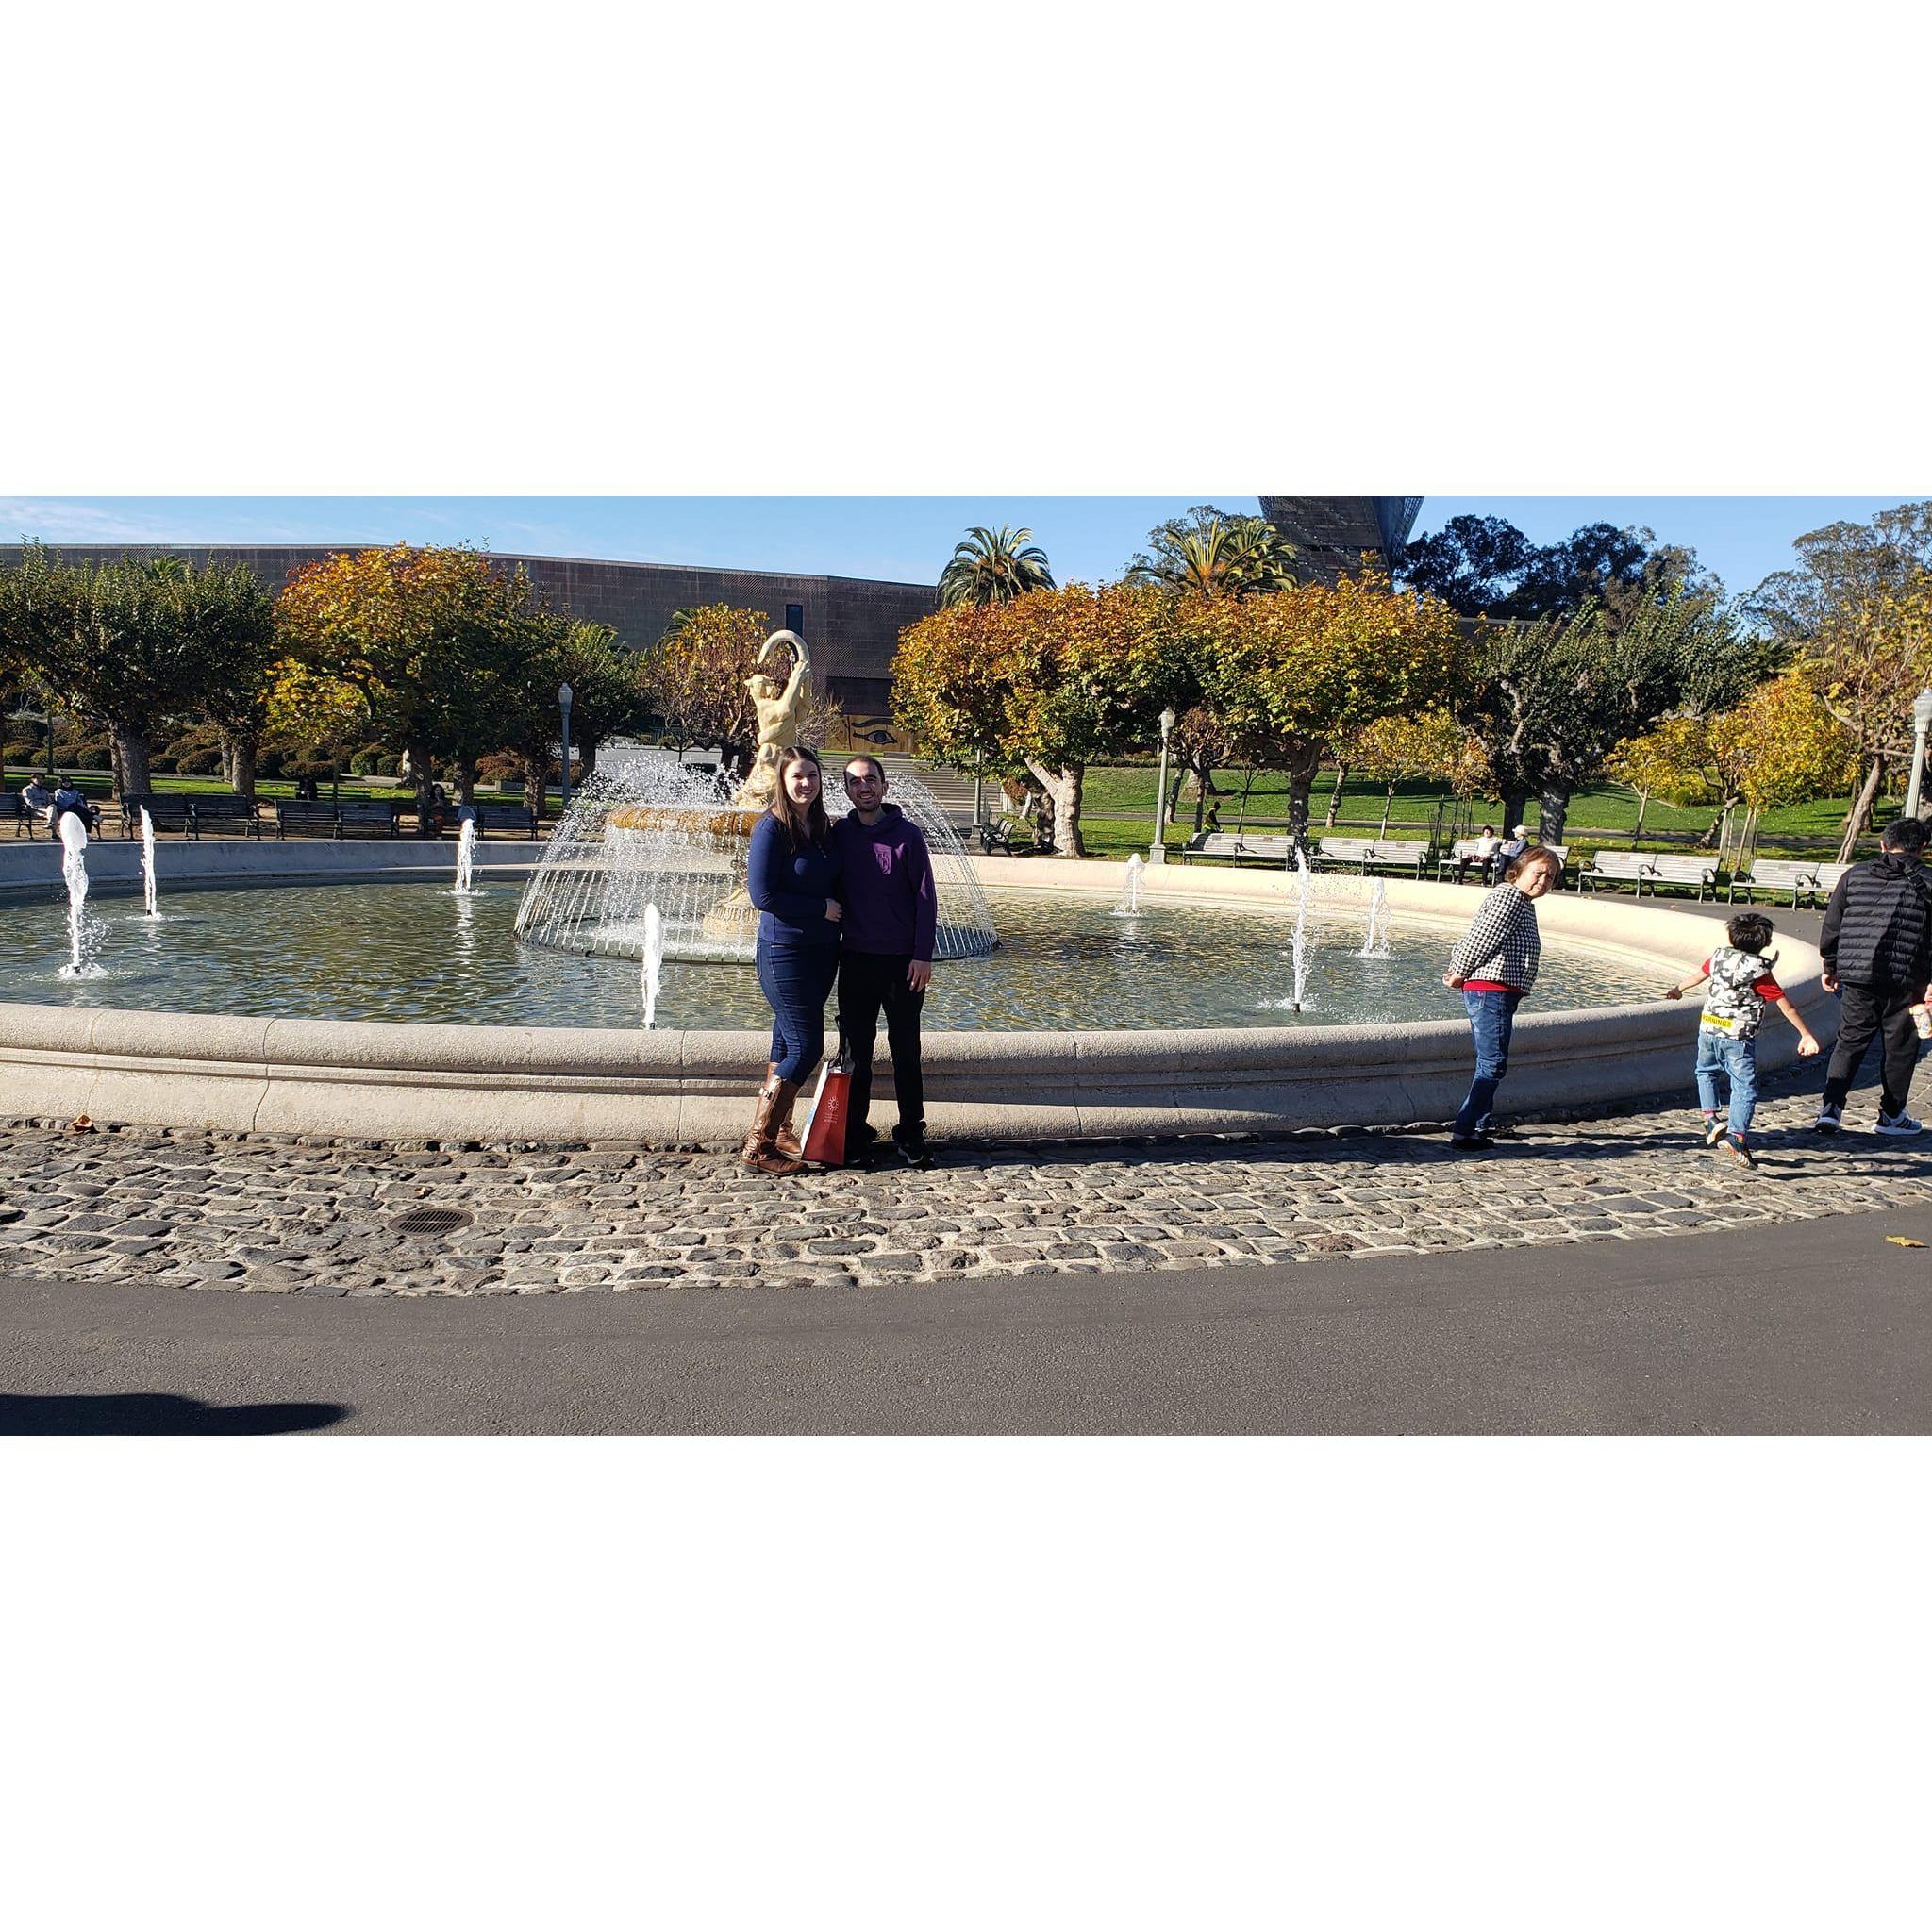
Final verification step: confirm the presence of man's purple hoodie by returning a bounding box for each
[832,802,936,961]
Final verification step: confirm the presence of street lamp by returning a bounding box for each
[1907,689,1932,820]
[1150,706,1176,864]
[558,682,574,816]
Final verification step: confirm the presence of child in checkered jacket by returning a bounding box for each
[1665,911,1820,1168]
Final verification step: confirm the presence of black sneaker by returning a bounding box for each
[1703,1117,1729,1148]
[1814,1103,1842,1135]
[1712,1134,1757,1169]
[1449,1133,1495,1152]
[892,1136,935,1171]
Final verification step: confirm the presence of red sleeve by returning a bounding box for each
[1754,975,1784,1001]
[1699,957,1712,976]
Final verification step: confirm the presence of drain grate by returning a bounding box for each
[391,1207,475,1238]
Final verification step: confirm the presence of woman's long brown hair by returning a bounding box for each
[768,745,832,851]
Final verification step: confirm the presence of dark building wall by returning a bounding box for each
[1259,497,1423,579]
[0,543,936,720]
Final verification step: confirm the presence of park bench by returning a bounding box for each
[470,802,538,839]
[977,814,1052,856]
[1436,838,1498,881]
[1728,858,1823,906]
[189,794,261,839]
[3,790,30,837]
[1180,831,1292,865]
[1315,836,1429,877]
[122,793,260,840]
[122,794,193,838]
[274,798,401,839]
[1580,850,1715,899]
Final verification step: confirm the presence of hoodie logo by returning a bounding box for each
[874,846,893,875]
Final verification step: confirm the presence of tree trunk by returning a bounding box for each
[1378,780,1396,840]
[1839,755,1886,863]
[1324,762,1349,829]
[1502,789,1529,836]
[226,733,258,800]
[408,739,437,835]
[1283,746,1322,861]
[523,753,547,817]
[1192,758,1209,835]
[1633,790,1650,848]
[1537,779,1572,845]
[111,722,151,800]
[1233,766,1255,835]
[455,753,477,806]
[1024,756,1085,857]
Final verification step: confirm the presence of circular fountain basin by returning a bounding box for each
[0,842,1837,1146]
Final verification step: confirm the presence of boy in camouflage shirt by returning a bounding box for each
[1665,912,1821,1168]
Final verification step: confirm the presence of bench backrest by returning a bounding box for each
[1319,836,1425,860]
[1814,862,1854,891]
[1448,839,1493,860]
[1743,858,1818,888]
[1317,838,1374,858]
[1589,850,1652,877]
[340,801,398,820]
[1647,856,1714,881]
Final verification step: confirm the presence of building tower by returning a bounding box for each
[1258,497,1424,579]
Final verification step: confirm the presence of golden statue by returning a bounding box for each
[735,630,814,806]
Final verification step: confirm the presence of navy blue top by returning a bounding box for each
[746,811,842,951]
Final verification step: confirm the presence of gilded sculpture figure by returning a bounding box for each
[735,630,814,807]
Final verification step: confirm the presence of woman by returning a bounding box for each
[741,746,843,1174]
[1442,844,1563,1152]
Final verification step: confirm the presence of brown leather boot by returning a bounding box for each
[741,1076,807,1174]
[766,1061,804,1159]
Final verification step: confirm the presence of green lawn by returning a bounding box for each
[1072,761,1883,855]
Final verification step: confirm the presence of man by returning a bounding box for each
[832,755,936,1168]
[1816,817,1932,1137]
[49,776,95,836]
[21,773,52,832]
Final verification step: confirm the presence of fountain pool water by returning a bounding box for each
[513,751,997,963]
[7,876,1667,1030]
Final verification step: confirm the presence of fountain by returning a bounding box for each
[55,813,102,979]
[454,814,477,895]
[1357,878,1391,958]
[515,633,997,963]
[140,806,160,919]
[1112,852,1145,917]
[641,903,664,1028]
[1288,848,1314,1010]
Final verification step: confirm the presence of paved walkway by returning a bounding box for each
[2,1060,1925,1298]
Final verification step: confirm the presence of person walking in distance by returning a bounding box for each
[833,755,936,1168]
[1815,817,1932,1137]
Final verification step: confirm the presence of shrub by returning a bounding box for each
[175,745,225,776]
[285,758,336,784]
[255,746,286,779]
[475,750,522,787]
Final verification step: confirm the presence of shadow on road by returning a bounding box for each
[0,1391,351,1435]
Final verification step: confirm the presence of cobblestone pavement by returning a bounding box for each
[5,1069,1930,1299]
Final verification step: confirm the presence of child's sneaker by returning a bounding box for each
[1702,1116,1728,1148]
[1713,1134,1757,1169]
[1813,1102,1843,1135]
[1875,1111,1924,1138]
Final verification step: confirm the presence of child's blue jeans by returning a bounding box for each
[1694,1025,1759,1135]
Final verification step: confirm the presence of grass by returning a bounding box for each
[1073,761,1884,855]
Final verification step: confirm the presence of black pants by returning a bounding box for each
[838,950,925,1145]
[1822,981,1923,1120]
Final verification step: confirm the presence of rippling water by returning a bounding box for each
[5,880,1665,1030]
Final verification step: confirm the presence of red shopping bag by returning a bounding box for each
[800,1052,851,1167]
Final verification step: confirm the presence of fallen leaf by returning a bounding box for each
[1884,1236,1926,1249]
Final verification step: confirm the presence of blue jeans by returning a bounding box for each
[1694,1025,1759,1135]
[1452,988,1522,1138]
[755,939,839,1084]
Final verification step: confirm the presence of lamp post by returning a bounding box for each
[1150,706,1176,863]
[1907,689,1932,821]
[558,682,574,816]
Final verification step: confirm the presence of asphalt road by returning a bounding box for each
[6,1200,1930,1433]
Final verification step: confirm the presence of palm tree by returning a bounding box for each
[1125,510,1300,598]
[938,525,1056,608]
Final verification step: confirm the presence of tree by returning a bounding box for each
[1454,591,1756,843]
[1745,502,1932,859]
[274,544,541,827]
[1124,506,1300,598]
[937,525,1056,608]
[0,543,276,798]
[1397,514,1534,616]
[639,604,770,765]
[500,616,646,811]
[1189,573,1465,857]
[1349,708,1488,837]
[895,583,1185,855]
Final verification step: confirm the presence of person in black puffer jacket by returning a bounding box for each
[1816,817,1932,1136]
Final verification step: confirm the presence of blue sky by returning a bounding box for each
[0,496,1915,601]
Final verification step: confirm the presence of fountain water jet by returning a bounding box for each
[140,806,160,918]
[453,815,477,895]
[55,813,103,979]
[641,903,664,1027]
[1112,852,1145,917]
[1357,878,1391,958]
[1288,848,1314,1010]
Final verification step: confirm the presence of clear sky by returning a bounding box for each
[0,495,1916,602]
